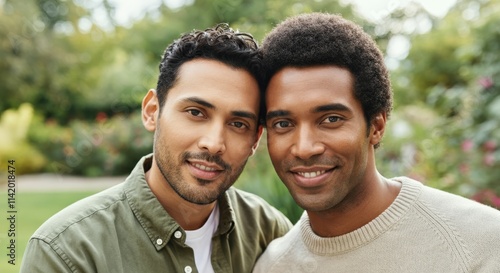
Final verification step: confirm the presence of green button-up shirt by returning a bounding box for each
[20,155,292,273]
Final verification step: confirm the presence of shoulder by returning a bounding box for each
[420,181,500,234]
[253,217,304,272]
[395,177,500,225]
[31,183,127,243]
[403,177,500,220]
[396,177,500,264]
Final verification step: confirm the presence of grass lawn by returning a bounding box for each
[0,191,99,273]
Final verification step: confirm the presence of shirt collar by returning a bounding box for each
[216,190,236,235]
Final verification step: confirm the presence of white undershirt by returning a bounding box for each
[184,203,220,273]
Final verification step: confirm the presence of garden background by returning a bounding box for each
[1,0,499,271]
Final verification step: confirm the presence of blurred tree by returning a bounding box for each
[397,12,472,105]
[116,0,362,63]
[0,0,96,122]
[1,0,47,112]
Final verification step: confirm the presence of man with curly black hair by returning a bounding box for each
[20,24,291,273]
[253,13,500,272]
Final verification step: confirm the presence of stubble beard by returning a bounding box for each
[154,144,247,205]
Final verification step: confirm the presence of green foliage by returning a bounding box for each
[0,0,93,122]
[377,104,439,178]
[395,15,472,105]
[383,0,500,205]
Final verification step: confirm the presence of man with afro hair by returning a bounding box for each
[253,12,500,273]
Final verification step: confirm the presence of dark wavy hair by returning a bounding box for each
[261,13,392,127]
[156,23,263,115]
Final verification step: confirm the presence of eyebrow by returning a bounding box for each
[266,103,351,120]
[183,97,215,109]
[232,110,258,121]
[183,97,258,121]
[313,103,352,113]
[266,110,290,120]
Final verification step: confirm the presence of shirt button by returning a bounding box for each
[174,230,182,239]
[184,266,192,273]
[156,238,163,245]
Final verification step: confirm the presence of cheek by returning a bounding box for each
[331,129,364,146]
[156,121,199,152]
[226,136,256,161]
[331,132,369,163]
[163,126,193,143]
[267,135,287,162]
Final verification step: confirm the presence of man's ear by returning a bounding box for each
[370,112,387,146]
[142,89,159,132]
[250,125,264,156]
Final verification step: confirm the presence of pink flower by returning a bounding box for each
[472,189,500,208]
[494,196,500,208]
[483,153,495,167]
[478,77,494,89]
[483,140,497,152]
[461,139,474,153]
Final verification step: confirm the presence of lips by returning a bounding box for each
[187,160,224,181]
[289,166,335,188]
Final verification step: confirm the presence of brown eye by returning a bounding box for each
[187,109,203,117]
[274,121,291,128]
[323,116,341,123]
[231,121,246,129]
[328,116,340,122]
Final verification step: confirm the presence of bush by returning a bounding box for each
[29,111,153,176]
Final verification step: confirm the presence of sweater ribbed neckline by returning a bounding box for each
[300,177,422,255]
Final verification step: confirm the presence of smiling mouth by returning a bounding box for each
[291,165,338,180]
[192,163,218,172]
[187,158,224,171]
[186,160,225,181]
[296,170,327,178]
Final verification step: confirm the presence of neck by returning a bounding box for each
[308,172,401,237]
[145,164,216,230]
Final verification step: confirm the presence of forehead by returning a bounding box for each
[169,59,260,112]
[266,66,357,112]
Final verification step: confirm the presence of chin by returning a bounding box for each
[292,195,324,211]
[299,203,328,212]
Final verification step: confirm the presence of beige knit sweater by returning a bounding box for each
[253,177,500,273]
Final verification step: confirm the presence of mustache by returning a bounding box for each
[282,155,339,170]
[182,151,231,171]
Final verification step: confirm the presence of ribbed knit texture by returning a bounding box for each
[253,177,500,273]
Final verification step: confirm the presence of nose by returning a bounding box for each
[290,125,325,159]
[197,122,226,155]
